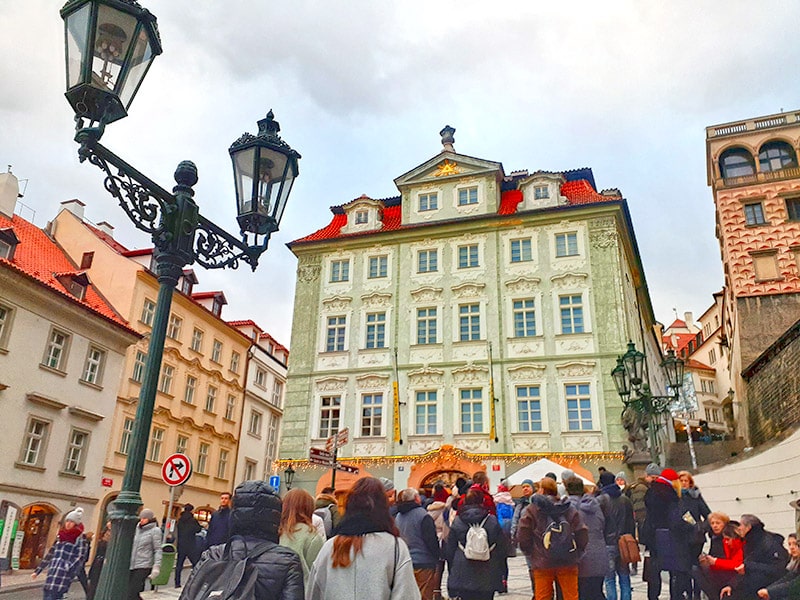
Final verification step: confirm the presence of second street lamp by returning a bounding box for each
[60,2,300,598]
[611,341,685,465]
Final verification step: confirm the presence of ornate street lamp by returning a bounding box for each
[284,465,296,491]
[612,341,684,464]
[61,0,162,125]
[60,2,300,598]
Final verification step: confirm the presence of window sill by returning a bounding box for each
[319,351,348,356]
[182,401,196,408]
[156,392,175,400]
[203,409,217,417]
[129,378,143,385]
[59,470,86,480]
[223,417,235,424]
[410,343,443,348]
[555,331,590,337]
[554,254,581,259]
[38,364,67,377]
[15,462,45,473]
[188,346,203,355]
[754,277,785,283]
[247,432,262,440]
[210,359,222,366]
[0,347,8,355]
[79,379,103,391]
[745,222,769,228]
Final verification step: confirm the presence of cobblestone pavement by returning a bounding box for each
[1,556,659,599]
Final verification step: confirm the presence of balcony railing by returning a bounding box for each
[722,165,800,188]
[708,112,800,139]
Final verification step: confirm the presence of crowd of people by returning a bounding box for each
[29,465,800,600]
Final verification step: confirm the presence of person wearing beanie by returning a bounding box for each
[644,463,662,480]
[129,508,162,600]
[174,504,202,588]
[378,476,397,506]
[32,508,87,599]
[180,481,303,600]
[642,466,695,600]
[615,472,628,488]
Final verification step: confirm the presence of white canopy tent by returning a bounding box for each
[505,458,595,487]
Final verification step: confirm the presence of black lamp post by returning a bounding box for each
[60,2,300,598]
[611,341,685,464]
[284,465,296,491]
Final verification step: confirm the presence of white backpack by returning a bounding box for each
[458,516,495,561]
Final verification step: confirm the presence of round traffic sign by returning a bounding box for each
[161,453,192,486]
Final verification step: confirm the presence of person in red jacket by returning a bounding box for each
[697,512,744,599]
[456,471,497,515]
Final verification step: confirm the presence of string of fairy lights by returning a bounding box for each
[276,449,625,473]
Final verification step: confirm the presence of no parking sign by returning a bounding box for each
[161,453,192,486]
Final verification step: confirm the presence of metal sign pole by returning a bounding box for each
[330,446,338,490]
[162,485,175,544]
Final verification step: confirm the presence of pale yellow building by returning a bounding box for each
[48,201,250,522]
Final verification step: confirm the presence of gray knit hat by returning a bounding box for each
[645,463,662,477]
[378,477,395,492]
[139,508,155,520]
[65,507,83,524]
[616,471,628,483]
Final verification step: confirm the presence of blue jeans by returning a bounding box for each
[604,544,632,600]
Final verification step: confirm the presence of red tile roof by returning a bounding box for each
[292,177,613,245]
[662,332,696,353]
[684,358,715,372]
[667,319,687,330]
[85,222,129,254]
[0,214,138,336]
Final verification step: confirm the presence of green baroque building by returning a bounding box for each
[278,127,661,491]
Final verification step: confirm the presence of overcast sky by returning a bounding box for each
[3,1,800,346]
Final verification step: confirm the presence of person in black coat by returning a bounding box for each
[174,504,202,587]
[444,489,507,600]
[179,481,303,600]
[641,468,695,600]
[205,491,232,548]
[722,514,789,600]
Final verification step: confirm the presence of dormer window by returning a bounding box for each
[458,187,478,206]
[212,295,223,317]
[55,272,90,301]
[0,228,20,261]
[341,195,383,234]
[180,269,199,295]
[419,192,438,212]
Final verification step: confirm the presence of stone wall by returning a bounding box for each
[743,316,800,446]
[738,293,800,368]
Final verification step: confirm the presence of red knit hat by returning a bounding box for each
[661,468,679,481]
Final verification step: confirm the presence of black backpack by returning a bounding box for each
[179,540,274,600]
[542,514,577,564]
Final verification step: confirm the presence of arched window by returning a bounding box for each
[758,141,797,172]
[719,147,756,179]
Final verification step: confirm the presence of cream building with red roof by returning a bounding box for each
[48,200,251,529]
[278,127,667,491]
[0,169,139,570]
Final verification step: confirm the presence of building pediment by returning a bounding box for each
[394,152,503,189]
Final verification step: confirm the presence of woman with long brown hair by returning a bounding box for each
[279,488,325,585]
[307,477,420,600]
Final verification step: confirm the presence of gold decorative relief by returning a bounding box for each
[434,159,461,177]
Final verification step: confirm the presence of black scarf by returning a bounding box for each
[333,512,394,537]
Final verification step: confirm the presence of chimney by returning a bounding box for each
[96,221,114,237]
[0,167,20,219]
[684,311,695,332]
[61,199,85,221]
